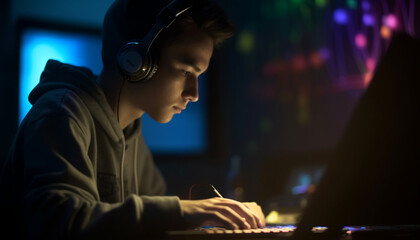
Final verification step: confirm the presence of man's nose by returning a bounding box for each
[182,75,199,102]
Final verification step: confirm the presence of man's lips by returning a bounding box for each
[173,106,186,113]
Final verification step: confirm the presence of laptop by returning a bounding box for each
[152,33,420,239]
[261,164,326,225]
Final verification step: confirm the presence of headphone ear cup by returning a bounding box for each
[117,42,156,82]
[138,51,158,82]
[146,56,159,81]
[117,42,143,76]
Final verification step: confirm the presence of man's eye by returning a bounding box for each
[182,70,191,76]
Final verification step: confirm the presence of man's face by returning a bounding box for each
[125,23,214,123]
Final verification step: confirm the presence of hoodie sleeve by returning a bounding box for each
[20,114,185,239]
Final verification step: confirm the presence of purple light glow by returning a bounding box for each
[383,14,398,29]
[334,9,348,25]
[363,13,375,26]
[318,47,330,60]
[292,185,309,195]
[361,0,371,11]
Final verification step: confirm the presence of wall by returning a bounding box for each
[11,0,113,29]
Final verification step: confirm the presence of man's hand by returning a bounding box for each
[243,202,266,227]
[180,197,264,230]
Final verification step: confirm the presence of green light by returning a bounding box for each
[346,0,357,9]
[315,0,327,7]
[237,30,255,54]
[275,0,288,16]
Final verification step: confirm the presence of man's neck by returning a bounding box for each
[97,70,142,130]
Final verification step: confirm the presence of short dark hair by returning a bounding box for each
[101,0,235,70]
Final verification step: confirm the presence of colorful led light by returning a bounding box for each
[237,30,255,54]
[366,58,376,71]
[354,33,367,48]
[315,0,327,8]
[363,13,375,26]
[361,0,371,11]
[383,14,398,29]
[364,72,373,87]
[334,9,348,25]
[380,25,392,39]
[346,0,357,9]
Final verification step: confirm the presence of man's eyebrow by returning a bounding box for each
[179,56,202,73]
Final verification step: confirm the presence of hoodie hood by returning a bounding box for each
[28,59,141,144]
[29,60,99,105]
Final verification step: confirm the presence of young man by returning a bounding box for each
[0,0,264,239]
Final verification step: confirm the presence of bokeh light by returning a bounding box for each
[383,14,398,29]
[334,9,349,25]
[380,25,392,39]
[361,0,371,11]
[363,13,375,26]
[354,33,367,48]
[237,30,255,54]
[366,58,376,71]
[315,0,327,8]
[346,0,357,9]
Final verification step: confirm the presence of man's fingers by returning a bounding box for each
[201,211,240,229]
[212,198,260,229]
[180,198,264,230]
[204,205,251,229]
[243,202,266,227]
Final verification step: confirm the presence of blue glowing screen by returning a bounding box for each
[19,28,103,122]
[286,165,325,195]
[19,26,208,155]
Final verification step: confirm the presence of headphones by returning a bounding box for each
[117,0,193,82]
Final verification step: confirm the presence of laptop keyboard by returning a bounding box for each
[197,225,297,234]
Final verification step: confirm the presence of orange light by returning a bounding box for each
[380,25,391,39]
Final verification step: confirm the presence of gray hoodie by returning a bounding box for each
[0,60,184,239]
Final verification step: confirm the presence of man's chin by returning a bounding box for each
[149,114,174,124]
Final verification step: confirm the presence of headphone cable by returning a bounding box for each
[116,77,126,124]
